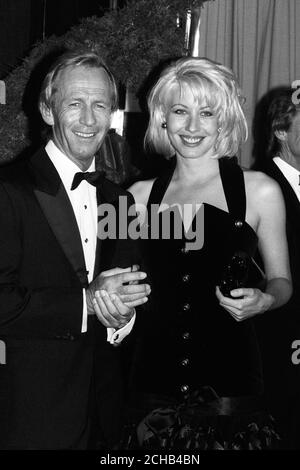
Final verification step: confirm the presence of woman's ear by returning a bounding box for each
[39,102,54,126]
[274,129,287,142]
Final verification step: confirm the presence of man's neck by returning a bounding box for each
[277,146,300,172]
[47,139,95,172]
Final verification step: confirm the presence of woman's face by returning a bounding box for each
[164,85,219,160]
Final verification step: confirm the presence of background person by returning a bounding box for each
[255,87,300,449]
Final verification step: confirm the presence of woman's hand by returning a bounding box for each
[215,286,275,321]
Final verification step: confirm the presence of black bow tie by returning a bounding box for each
[71,171,104,190]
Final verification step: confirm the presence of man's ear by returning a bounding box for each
[39,102,54,126]
[274,129,287,142]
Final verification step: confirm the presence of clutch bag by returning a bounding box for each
[219,250,266,298]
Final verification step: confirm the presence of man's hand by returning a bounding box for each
[93,290,142,329]
[86,265,150,328]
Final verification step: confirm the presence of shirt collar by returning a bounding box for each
[45,140,96,191]
[273,156,300,183]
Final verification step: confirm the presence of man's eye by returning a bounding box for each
[69,102,80,108]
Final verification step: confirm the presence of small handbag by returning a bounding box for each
[219,250,266,298]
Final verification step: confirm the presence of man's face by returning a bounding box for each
[286,111,300,160]
[45,65,113,169]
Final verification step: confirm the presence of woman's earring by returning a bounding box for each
[161,122,167,129]
[217,127,222,133]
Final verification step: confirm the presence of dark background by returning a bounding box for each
[0,0,151,178]
[0,0,126,79]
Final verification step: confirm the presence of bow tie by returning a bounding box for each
[71,171,104,190]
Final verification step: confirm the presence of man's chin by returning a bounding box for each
[64,149,97,169]
[72,145,100,159]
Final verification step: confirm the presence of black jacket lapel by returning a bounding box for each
[92,176,138,277]
[29,149,88,287]
[92,185,103,279]
[93,178,119,278]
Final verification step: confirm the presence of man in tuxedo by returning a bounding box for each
[0,50,149,449]
[257,87,300,448]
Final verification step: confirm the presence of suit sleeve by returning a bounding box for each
[0,182,83,339]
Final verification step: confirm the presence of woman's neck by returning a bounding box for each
[173,155,220,184]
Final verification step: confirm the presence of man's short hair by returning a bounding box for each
[39,49,118,113]
[267,87,299,157]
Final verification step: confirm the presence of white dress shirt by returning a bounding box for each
[46,140,134,344]
[273,156,300,203]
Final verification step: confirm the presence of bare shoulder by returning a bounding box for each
[243,169,283,202]
[127,179,155,206]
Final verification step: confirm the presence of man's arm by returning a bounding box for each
[0,183,83,338]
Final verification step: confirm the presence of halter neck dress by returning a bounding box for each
[121,157,281,450]
[132,157,263,400]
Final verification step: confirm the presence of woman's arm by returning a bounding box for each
[216,171,292,321]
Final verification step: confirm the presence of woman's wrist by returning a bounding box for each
[264,277,292,312]
[262,292,275,312]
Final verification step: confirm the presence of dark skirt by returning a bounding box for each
[120,387,280,450]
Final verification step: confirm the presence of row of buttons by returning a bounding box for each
[180,331,190,394]
[178,224,245,397]
[180,245,192,396]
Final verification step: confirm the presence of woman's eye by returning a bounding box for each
[200,110,213,117]
[174,108,186,115]
[69,102,80,108]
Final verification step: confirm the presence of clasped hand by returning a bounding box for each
[86,265,150,329]
[216,286,274,321]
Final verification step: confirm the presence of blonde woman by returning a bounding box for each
[94,57,292,449]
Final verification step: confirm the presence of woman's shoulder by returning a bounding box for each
[243,168,283,200]
[127,178,156,205]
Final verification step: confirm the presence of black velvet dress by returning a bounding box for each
[123,158,278,450]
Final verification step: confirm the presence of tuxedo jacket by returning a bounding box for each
[256,160,300,402]
[263,160,300,304]
[0,148,139,449]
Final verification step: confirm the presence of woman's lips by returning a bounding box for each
[180,135,205,145]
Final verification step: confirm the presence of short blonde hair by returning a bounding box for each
[145,57,248,158]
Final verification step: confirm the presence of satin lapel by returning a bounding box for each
[93,186,103,279]
[29,149,88,287]
[93,178,119,278]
